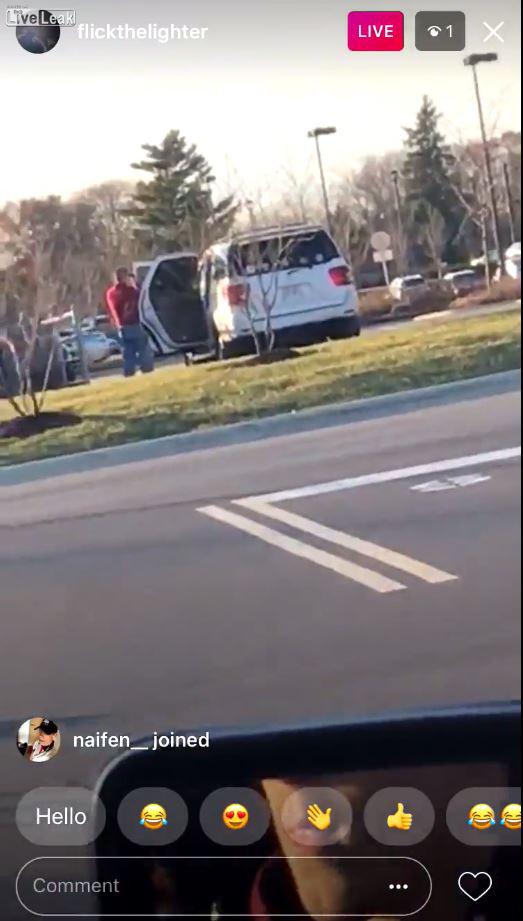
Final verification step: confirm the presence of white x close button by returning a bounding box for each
[483,21,505,43]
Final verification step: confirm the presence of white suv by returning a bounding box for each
[203,224,360,358]
[137,227,360,359]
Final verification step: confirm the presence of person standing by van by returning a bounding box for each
[105,267,155,377]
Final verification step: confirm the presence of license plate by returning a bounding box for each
[282,284,304,301]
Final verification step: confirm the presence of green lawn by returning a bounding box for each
[1,310,520,467]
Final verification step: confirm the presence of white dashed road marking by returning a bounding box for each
[198,448,520,594]
[244,447,521,504]
[198,505,406,594]
[411,473,492,493]
[235,500,457,585]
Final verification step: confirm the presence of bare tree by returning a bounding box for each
[230,228,315,356]
[423,206,447,278]
[279,165,318,223]
[73,181,138,287]
[0,216,75,418]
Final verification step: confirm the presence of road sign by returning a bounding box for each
[370,231,392,253]
[373,250,393,264]
[371,240,393,285]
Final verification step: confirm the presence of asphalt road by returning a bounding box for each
[0,375,520,917]
[1,377,520,743]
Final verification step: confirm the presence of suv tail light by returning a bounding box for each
[226,282,248,308]
[328,265,352,287]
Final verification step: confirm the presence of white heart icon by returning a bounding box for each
[458,871,493,902]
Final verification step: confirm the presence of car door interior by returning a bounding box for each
[90,702,520,919]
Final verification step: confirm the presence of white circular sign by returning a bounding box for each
[371,231,392,253]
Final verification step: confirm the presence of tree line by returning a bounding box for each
[1,97,521,327]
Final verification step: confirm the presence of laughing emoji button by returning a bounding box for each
[501,804,521,831]
[468,804,496,831]
[140,803,168,830]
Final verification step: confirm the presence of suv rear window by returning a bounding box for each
[230,230,339,275]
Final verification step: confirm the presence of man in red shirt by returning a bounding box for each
[105,267,154,377]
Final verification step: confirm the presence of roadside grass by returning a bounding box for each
[0,310,520,467]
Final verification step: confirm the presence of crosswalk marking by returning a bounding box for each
[198,505,406,594]
[236,499,457,585]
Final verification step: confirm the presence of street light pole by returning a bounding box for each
[464,54,505,275]
[390,169,405,274]
[502,161,517,245]
[308,127,336,236]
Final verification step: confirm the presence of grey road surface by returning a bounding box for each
[0,377,520,918]
[1,380,520,739]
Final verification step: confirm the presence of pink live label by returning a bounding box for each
[347,11,404,51]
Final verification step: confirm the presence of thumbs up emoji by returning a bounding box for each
[387,803,413,831]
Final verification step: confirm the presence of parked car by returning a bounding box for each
[80,317,122,356]
[2,322,68,391]
[504,242,521,281]
[389,274,429,303]
[444,269,483,297]
[59,329,112,370]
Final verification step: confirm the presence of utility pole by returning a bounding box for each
[464,54,505,274]
[307,127,336,236]
[502,161,517,245]
[390,169,406,274]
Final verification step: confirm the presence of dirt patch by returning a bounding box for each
[247,347,301,366]
[0,411,81,440]
[207,347,302,372]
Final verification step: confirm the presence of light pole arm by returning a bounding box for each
[313,134,333,237]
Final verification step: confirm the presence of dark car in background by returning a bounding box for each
[444,269,484,297]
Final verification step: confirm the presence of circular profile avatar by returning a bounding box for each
[16,11,61,54]
[17,717,61,763]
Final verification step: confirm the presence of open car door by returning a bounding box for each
[139,252,212,356]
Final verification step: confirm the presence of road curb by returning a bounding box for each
[1,369,520,486]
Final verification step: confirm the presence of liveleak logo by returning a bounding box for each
[5,7,76,54]
[347,10,404,52]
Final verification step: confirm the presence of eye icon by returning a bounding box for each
[427,25,442,37]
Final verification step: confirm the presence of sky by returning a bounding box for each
[1,0,521,206]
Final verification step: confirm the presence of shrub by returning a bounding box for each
[452,277,521,310]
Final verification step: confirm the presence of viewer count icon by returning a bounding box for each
[415,12,466,51]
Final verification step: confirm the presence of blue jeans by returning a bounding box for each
[120,325,154,377]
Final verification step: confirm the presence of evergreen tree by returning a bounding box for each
[402,96,463,260]
[127,130,236,253]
